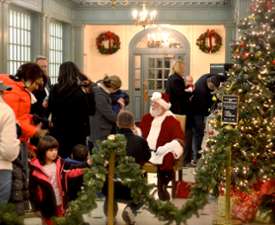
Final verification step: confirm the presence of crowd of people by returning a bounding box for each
[0,58,221,225]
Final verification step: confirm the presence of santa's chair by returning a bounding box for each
[143,114,186,200]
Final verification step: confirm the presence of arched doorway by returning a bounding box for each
[128,27,190,120]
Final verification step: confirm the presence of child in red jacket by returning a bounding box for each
[29,135,83,225]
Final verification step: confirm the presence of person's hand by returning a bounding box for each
[117,98,125,107]
[36,124,48,137]
[132,125,142,136]
[42,99,48,108]
[86,158,92,166]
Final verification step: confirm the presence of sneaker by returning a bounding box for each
[122,206,136,225]
[190,160,197,167]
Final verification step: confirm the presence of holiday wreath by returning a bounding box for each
[196,29,222,54]
[96,31,120,55]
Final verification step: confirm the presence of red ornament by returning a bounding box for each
[240,42,246,48]
[272,59,275,65]
[250,3,257,12]
[266,0,273,10]
[252,159,257,165]
[242,52,250,60]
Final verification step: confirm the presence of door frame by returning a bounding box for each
[128,27,191,120]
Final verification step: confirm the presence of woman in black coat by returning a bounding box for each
[165,59,192,115]
[165,60,193,164]
[48,62,95,158]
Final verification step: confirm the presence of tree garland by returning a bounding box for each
[196,29,222,54]
[96,31,120,55]
[55,133,233,225]
[0,203,23,225]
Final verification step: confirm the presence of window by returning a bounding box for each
[49,21,63,84]
[8,9,31,75]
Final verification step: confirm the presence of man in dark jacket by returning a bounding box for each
[189,73,221,164]
[103,110,151,225]
[31,56,51,128]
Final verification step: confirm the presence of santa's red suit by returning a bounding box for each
[140,110,184,200]
[140,111,184,169]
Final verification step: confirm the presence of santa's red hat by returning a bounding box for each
[151,92,171,110]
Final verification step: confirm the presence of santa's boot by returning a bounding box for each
[157,171,173,201]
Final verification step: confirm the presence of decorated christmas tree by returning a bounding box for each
[204,0,275,189]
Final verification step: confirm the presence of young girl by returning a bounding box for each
[29,135,84,225]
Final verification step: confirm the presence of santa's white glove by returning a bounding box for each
[156,140,183,159]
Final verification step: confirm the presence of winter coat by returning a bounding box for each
[89,84,117,143]
[0,96,20,170]
[0,74,37,141]
[165,73,192,115]
[118,128,151,166]
[64,158,90,201]
[29,157,83,218]
[10,157,29,215]
[48,84,95,158]
[191,73,216,116]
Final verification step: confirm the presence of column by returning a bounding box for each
[224,23,236,63]
[72,24,84,70]
[0,0,9,73]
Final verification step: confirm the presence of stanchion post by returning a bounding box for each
[107,152,115,225]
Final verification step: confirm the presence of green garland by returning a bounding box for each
[0,203,23,225]
[55,132,235,225]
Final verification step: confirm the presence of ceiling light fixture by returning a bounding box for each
[132,3,157,28]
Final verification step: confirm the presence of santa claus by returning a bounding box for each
[140,92,184,200]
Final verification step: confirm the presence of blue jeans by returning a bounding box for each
[0,170,12,203]
[191,115,206,161]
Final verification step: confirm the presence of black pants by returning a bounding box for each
[102,180,142,216]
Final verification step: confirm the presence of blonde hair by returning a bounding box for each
[102,75,122,90]
[171,59,184,75]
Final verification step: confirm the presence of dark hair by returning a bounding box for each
[36,135,59,165]
[71,144,89,161]
[117,110,134,129]
[15,63,47,85]
[207,75,221,88]
[102,75,121,90]
[57,61,89,93]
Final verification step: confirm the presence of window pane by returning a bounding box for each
[7,9,31,74]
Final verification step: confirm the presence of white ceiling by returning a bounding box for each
[71,0,230,7]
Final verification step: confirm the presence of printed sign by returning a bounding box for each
[222,95,239,125]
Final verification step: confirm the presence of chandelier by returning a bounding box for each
[132,3,157,28]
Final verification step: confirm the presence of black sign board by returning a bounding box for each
[222,95,239,125]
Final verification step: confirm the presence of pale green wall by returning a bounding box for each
[0,0,252,72]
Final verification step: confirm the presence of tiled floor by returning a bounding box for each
[24,168,274,225]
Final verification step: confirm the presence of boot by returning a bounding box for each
[157,171,173,201]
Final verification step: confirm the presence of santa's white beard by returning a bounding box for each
[150,106,163,117]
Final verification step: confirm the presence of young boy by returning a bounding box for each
[103,110,151,225]
[65,144,91,201]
